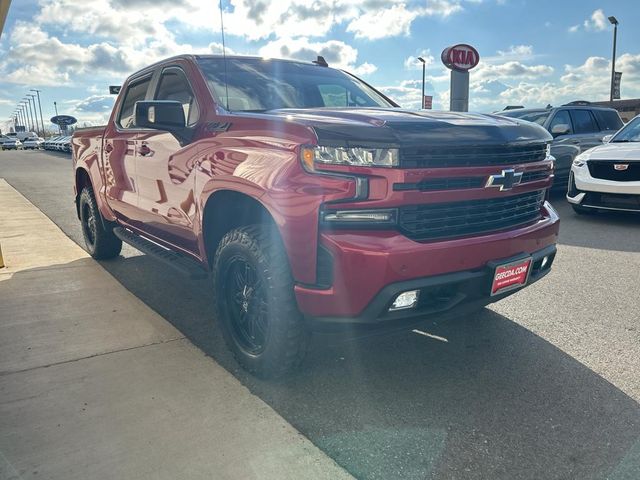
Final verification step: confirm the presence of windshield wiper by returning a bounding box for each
[611,139,631,143]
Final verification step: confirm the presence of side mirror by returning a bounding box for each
[134,100,192,144]
[551,124,570,137]
[602,134,613,143]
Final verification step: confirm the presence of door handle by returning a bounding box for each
[138,144,152,156]
[104,143,113,153]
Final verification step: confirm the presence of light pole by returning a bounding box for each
[608,15,619,103]
[418,56,426,109]
[26,94,39,135]
[20,102,30,131]
[23,98,35,132]
[30,89,45,137]
[53,101,61,134]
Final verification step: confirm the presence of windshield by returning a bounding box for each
[611,116,640,142]
[499,109,551,126]
[197,57,393,112]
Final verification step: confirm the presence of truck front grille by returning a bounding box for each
[400,143,547,168]
[398,190,545,241]
[587,161,640,181]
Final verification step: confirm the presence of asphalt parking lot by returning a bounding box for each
[1,149,639,480]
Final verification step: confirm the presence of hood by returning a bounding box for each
[264,107,552,147]
[582,142,640,161]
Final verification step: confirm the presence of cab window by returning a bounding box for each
[155,67,199,126]
[118,75,152,128]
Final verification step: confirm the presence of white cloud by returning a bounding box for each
[347,4,421,40]
[467,53,640,111]
[496,45,534,59]
[569,9,610,33]
[473,61,554,81]
[584,8,608,31]
[259,37,376,75]
[404,50,435,70]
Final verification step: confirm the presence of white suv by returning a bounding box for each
[567,115,640,214]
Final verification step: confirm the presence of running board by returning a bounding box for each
[113,227,209,279]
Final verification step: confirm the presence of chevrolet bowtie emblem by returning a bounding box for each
[485,168,523,191]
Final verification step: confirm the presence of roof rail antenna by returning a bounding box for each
[313,56,328,67]
[218,0,230,111]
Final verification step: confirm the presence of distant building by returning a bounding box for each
[592,99,640,123]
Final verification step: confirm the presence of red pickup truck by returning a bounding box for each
[72,54,559,377]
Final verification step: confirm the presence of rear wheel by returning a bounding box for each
[79,186,122,259]
[212,225,309,378]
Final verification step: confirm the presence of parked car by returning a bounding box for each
[22,137,44,149]
[567,114,640,214]
[61,136,72,153]
[73,54,559,377]
[44,136,61,150]
[1,138,23,150]
[44,136,65,150]
[5,131,38,141]
[52,137,65,151]
[497,102,623,190]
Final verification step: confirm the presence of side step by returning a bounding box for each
[113,227,209,280]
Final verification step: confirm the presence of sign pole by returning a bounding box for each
[610,21,617,103]
[53,102,61,134]
[450,70,470,112]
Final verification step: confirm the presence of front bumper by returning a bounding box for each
[295,202,559,323]
[567,164,640,211]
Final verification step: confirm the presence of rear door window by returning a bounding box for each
[593,109,623,131]
[117,75,153,129]
[569,110,598,134]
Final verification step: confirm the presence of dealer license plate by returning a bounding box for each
[491,257,532,296]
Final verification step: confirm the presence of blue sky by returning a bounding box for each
[1,0,639,132]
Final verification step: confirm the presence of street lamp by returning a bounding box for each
[26,93,39,135]
[23,98,35,132]
[20,101,30,131]
[417,57,426,109]
[30,89,45,137]
[608,15,619,103]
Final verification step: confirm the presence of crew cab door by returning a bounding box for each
[102,74,153,222]
[134,65,201,254]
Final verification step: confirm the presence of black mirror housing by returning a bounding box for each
[134,101,192,144]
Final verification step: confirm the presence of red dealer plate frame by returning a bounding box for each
[490,257,532,296]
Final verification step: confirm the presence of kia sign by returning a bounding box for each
[50,115,77,127]
[441,44,480,72]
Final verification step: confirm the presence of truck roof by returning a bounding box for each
[132,54,320,77]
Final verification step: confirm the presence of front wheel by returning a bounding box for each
[212,225,310,378]
[79,186,122,259]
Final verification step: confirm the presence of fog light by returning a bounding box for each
[541,256,549,269]
[389,290,419,311]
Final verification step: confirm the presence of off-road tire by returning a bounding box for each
[212,225,310,378]
[79,186,122,259]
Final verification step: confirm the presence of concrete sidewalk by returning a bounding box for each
[0,179,352,480]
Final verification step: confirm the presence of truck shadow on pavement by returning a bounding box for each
[99,254,640,480]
